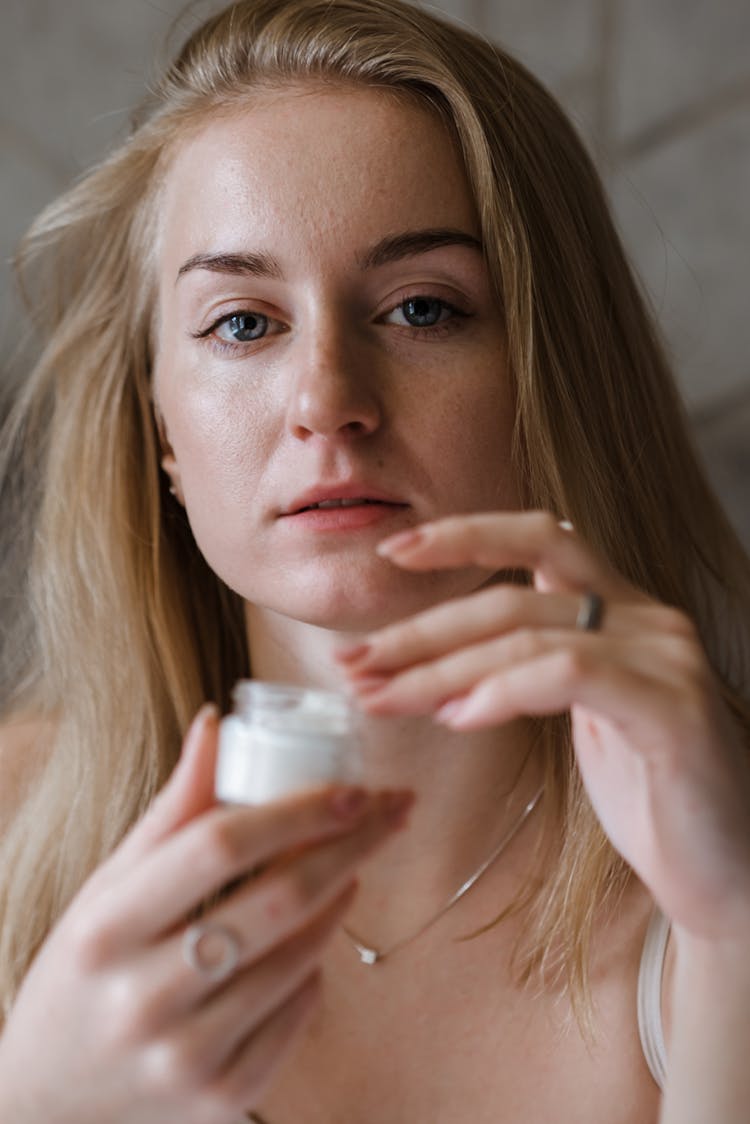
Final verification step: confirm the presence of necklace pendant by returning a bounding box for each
[357,945,380,965]
[341,783,544,968]
[343,926,382,965]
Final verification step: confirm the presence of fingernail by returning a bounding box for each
[334,642,371,662]
[376,528,425,556]
[330,787,370,819]
[435,699,467,724]
[181,703,219,757]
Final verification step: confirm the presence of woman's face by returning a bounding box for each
[153,85,520,630]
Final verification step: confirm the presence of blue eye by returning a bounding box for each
[401,297,447,327]
[383,296,461,333]
[215,312,268,342]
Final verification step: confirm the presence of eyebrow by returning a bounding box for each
[175,228,483,283]
[358,228,483,270]
[176,250,283,283]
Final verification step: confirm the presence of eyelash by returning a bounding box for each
[192,295,471,356]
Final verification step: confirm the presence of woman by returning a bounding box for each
[0,1,749,1120]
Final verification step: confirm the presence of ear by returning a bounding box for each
[154,404,185,506]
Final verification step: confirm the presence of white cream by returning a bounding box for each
[215,681,363,804]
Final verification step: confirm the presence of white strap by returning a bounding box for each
[637,906,670,1089]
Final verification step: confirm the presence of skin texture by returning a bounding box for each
[153,85,541,950]
[344,513,750,939]
[0,708,417,1124]
[154,86,521,633]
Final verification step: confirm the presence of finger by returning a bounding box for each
[74,705,221,908]
[117,704,221,865]
[144,968,324,1115]
[352,621,694,719]
[166,791,411,984]
[337,586,569,675]
[433,636,687,734]
[92,787,414,954]
[158,881,357,1054]
[376,510,636,598]
[337,586,673,679]
[206,969,322,1113]
[352,631,529,716]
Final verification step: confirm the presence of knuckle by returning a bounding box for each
[655,606,697,639]
[656,624,707,680]
[263,867,314,924]
[67,908,118,972]
[680,648,714,696]
[197,1079,248,1121]
[103,970,154,1045]
[201,817,247,872]
[141,1034,206,1097]
[531,510,560,541]
[675,636,707,676]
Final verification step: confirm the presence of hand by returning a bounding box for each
[336,511,750,939]
[0,706,414,1124]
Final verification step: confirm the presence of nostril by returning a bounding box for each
[287,379,382,440]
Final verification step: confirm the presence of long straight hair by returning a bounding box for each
[1,0,748,1022]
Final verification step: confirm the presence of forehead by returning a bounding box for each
[157,85,479,272]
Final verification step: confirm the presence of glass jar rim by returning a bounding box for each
[231,679,353,730]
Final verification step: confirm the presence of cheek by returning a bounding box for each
[164,366,269,489]
[161,374,277,567]
[419,366,519,507]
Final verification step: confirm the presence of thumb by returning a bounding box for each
[118,703,221,862]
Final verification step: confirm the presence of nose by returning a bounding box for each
[285,322,382,442]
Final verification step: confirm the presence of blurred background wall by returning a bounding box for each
[1,0,748,542]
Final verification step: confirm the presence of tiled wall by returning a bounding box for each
[1,0,747,541]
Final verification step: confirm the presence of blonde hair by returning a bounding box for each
[1,0,749,1023]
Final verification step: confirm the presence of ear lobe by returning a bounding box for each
[160,454,185,506]
[153,402,171,455]
[154,407,185,505]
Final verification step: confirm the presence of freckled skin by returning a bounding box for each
[154,86,520,631]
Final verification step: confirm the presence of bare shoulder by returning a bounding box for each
[0,714,56,829]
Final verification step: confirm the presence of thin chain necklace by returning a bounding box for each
[342,781,544,965]
[246,776,543,1123]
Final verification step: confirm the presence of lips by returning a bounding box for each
[281,484,408,517]
[297,497,386,512]
[278,483,410,533]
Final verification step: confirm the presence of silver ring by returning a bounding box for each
[575,591,604,632]
[182,922,241,983]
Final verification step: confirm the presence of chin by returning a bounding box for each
[252,565,484,634]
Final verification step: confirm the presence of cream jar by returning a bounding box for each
[215,680,363,804]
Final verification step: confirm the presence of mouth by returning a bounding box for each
[281,483,409,517]
[279,491,410,532]
[295,497,394,513]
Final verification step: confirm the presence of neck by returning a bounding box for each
[245,604,545,943]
